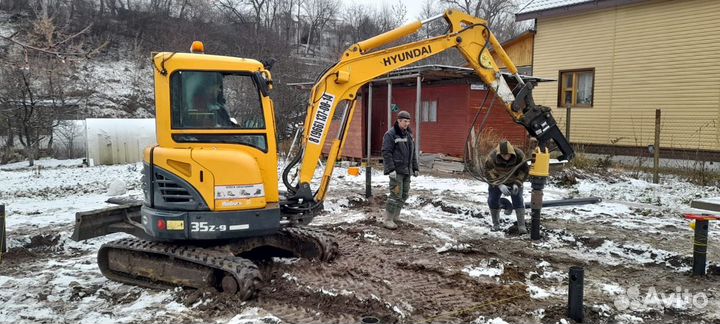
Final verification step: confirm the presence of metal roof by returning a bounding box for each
[516,0,648,21]
[517,0,593,15]
[286,65,551,89]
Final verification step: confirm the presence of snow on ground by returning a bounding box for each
[1,159,719,323]
[0,12,17,40]
[0,160,143,230]
[0,158,85,171]
[78,59,154,118]
[463,258,504,279]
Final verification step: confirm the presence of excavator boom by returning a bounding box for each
[283,10,573,211]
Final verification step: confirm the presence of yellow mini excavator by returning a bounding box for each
[72,10,573,299]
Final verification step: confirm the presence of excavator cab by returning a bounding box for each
[71,45,337,298]
[139,49,282,241]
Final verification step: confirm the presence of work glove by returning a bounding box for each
[389,171,397,179]
[499,184,511,196]
[413,170,419,177]
[511,184,521,195]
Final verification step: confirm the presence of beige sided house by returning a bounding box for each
[516,0,720,158]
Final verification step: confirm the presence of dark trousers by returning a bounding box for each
[386,174,411,213]
[487,184,524,209]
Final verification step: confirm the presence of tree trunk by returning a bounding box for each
[47,131,54,155]
[178,0,188,19]
[305,24,313,54]
[26,146,36,167]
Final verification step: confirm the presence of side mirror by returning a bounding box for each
[253,72,272,97]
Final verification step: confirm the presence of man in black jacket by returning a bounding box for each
[382,110,419,230]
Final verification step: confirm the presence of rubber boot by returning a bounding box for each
[383,209,398,230]
[490,209,501,231]
[515,208,527,235]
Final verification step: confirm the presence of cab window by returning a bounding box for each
[170,71,266,129]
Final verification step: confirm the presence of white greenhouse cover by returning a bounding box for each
[85,118,156,165]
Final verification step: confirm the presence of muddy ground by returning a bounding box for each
[1,167,719,324]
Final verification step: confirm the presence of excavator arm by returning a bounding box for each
[282,10,574,213]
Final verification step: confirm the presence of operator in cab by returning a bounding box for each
[189,83,234,127]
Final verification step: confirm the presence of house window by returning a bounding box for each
[421,100,437,122]
[558,69,594,107]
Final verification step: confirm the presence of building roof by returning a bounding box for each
[517,0,592,15]
[516,0,648,21]
[287,65,551,89]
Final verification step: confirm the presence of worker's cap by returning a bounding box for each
[397,110,411,120]
[498,140,515,155]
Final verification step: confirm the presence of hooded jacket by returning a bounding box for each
[483,141,529,187]
[382,121,419,175]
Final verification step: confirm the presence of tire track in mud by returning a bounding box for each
[257,224,531,323]
[255,298,365,324]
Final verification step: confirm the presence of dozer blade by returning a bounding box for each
[71,204,148,241]
[98,238,261,300]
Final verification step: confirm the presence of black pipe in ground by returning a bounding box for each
[1,204,6,255]
[692,220,709,276]
[530,177,546,241]
[360,316,380,324]
[365,166,372,198]
[568,266,584,323]
[500,197,602,210]
[529,197,602,208]
[530,208,541,240]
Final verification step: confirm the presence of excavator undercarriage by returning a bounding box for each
[72,202,338,299]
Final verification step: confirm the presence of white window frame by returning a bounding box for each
[421,100,437,122]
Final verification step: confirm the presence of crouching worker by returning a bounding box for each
[381,110,419,230]
[484,140,529,234]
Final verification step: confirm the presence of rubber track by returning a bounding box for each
[98,238,261,300]
[281,226,339,261]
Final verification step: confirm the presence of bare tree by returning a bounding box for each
[373,2,407,33]
[440,0,524,41]
[335,2,409,53]
[336,4,377,51]
[300,0,338,54]
[0,7,97,166]
[0,62,60,166]
[54,119,84,158]
[419,0,447,38]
